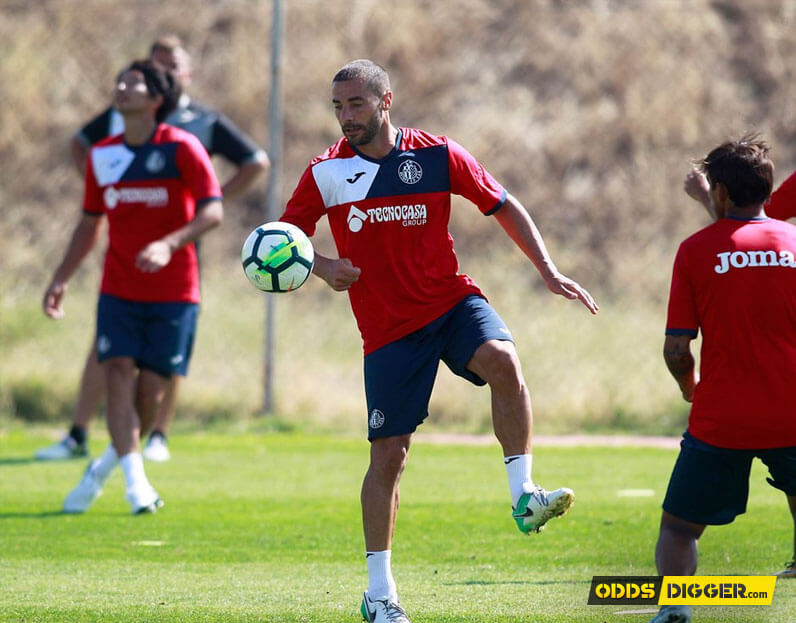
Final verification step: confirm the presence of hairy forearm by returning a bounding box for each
[161,200,223,252]
[493,193,557,280]
[663,337,697,401]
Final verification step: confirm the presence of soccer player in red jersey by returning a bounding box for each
[42,59,223,514]
[652,137,796,623]
[281,59,598,623]
[36,35,268,463]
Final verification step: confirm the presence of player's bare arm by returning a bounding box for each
[663,334,698,402]
[683,168,717,220]
[494,193,598,314]
[136,199,223,273]
[69,135,90,177]
[43,213,104,319]
[312,254,361,291]
[221,158,270,201]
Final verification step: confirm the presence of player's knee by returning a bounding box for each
[371,437,410,477]
[478,342,524,390]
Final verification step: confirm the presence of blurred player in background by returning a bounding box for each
[653,137,796,623]
[43,59,223,514]
[281,59,598,623]
[35,34,268,463]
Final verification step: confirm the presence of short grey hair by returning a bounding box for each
[332,59,390,97]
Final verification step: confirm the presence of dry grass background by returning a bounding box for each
[3,0,796,434]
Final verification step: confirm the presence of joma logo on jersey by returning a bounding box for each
[714,249,796,274]
[346,203,428,232]
[103,186,169,210]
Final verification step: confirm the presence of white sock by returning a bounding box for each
[504,454,534,507]
[119,452,151,492]
[91,444,118,483]
[366,550,398,602]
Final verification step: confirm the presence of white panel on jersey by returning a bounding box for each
[91,144,136,186]
[311,156,380,208]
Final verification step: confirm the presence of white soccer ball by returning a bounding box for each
[241,221,315,293]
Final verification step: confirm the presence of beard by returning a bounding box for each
[342,110,382,147]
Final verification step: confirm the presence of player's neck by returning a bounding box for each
[725,203,766,220]
[356,123,398,160]
[123,114,158,146]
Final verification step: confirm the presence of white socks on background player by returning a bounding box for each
[91,444,119,483]
[119,451,152,493]
[366,550,398,602]
[91,443,153,493]
[505,453,534,507]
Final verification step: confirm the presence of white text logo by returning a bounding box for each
[103,186,169,210]
[714,249,796,274]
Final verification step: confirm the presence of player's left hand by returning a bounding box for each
[136,241,173,272]
[545,273,599,314]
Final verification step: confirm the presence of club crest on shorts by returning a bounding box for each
[397,160,422,184]
[369,408,385,429]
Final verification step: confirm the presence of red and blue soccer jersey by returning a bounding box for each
[666,217,796,448]
[83,124,222,303]
[282,128,507,354]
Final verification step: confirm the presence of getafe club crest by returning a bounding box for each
[398,160,423,184]
[369,409,385,429]
[145,150,166,173]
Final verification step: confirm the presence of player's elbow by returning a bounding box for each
[203,200,224,229]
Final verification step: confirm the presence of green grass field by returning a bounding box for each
[1,430,793,622]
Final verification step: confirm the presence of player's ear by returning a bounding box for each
[380,91,393,111]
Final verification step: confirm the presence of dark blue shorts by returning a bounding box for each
[662,431,796,525]
[363,295,513,441]
[96,294,199,378]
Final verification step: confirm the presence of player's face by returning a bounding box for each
[332,79,385,147]
[114,70,157,114]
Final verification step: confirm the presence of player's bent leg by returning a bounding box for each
[468,340,574,533]
[466,339,531,455]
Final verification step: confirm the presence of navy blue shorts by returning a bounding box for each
[96,294,199,378]
[662,431,796,525]
[363,295,513,441]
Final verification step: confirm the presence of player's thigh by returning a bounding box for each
[364,334,442,441]
[96,294,146,363]
[440,295,515,385]
[663,431,754,525]
[138,302,199,378]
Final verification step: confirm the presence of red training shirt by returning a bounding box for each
[666,217,796,448]
[281,128,507,355]
[83,124,222,303]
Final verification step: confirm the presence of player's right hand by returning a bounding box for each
[683,168,710,202]
[43,281,67,319]
[326,257,361,291]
